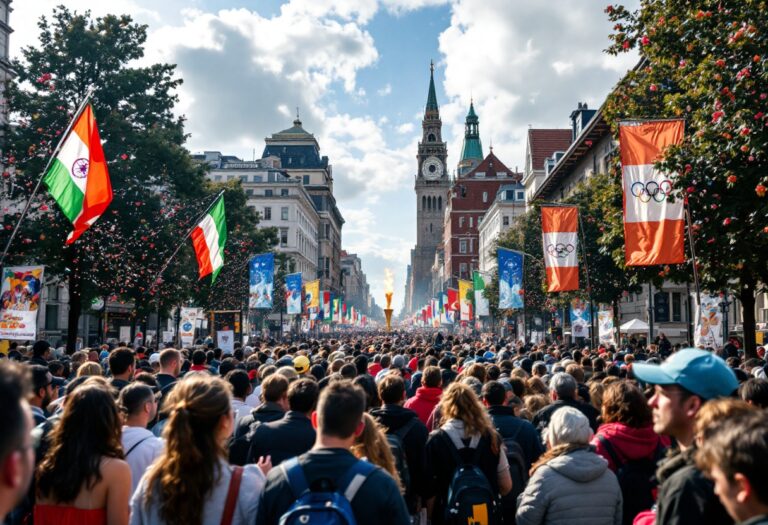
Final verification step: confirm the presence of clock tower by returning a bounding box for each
[409,61,450,312]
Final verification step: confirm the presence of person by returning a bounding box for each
[0,362,34,522]
[424,382,512,525]
[632,348,739,525]
[370,373,428,515]
[532,372,599,436]
[516,407,622,525]
[696,411,768,525]
[118,383,163,495]
[738,378,768,408]
[229,373,288,465]
[29,341,51,367]
[155,349,181,394]
[404,365,442,425]
[351,413,401,487]
[131,374,268,525]
[225,370,253,424]
[255,380,410,525]
[34,378,131,525]
[28,365,54,426]
[108,348,135,393]
[246,378,318,466]
[188,350,209,373]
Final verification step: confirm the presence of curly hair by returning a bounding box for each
[143,374,232,525]
[601,380,652,427]
[439,382,499,454]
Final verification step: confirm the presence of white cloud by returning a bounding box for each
[396,122,415,134]
[552,60,574,75]
[377,83,392,96]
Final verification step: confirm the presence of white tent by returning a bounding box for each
[620,319,650,333]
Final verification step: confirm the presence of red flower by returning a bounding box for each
[727,175,737,184]
[605,5,614,13]
[120,153,128,160]
[715,59,726,67]
[641,35,650,46]
[740,127,751,136]
[684,164,693,173]
[755,112,764,120]
[622,40,630,50]
[756,184,767,197]
[649,84,658,92]
[711,110,725,123]
[723,218,731,226]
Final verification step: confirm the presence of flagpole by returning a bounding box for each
[577,210,596,349]
[0,86,96,267]
[684,199,702,317]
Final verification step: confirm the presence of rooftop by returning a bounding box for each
[527,129,572,172]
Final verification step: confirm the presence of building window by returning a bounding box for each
[482,191,488,203]
[459,240,467,254]
[517,190,525,201]
[245,189,253,196]
[303,175,310,185]
[438,196,442,210]
[502,216,509,226]
[505,190,514,200]
[265,189,273,197]
[214,175,222,182]
[498,171,507,178]
[422,196,426,210]
[459,217,464,228]
[459,263,468,277]
[325,224,331,239]
[475,172,485,178]
[429,223,433,233]
[280,228,289,246]
[45,304,59,330]
[281,188,289,196]
[263,207,272,220]
[428,133,436,142]
[469,216,473,228]
[281,207,289,220]
[325,257,330,278]
[672,292,682,322]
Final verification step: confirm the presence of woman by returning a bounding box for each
[77,361,104,377]
[131,374,270,525]
[351,413,401,490]
[516,407,622,525]
[35,378,131,525]
[424,382,512,525]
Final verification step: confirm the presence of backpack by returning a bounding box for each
[597,434,665,525]
[441,431,502,525]
[500,426,529,524]
[279,457,376,525]
[384,418,418,493]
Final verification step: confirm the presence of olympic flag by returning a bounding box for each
[541,206,579,292]
[620,120,685,266]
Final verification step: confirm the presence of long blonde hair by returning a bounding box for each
[530,443,587,475]
[351,413,402,491]
[438,382,499,454]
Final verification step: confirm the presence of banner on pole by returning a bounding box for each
[305,280,319,310]
[179,307,200,346]
[598,308,616,348]
[249,253,274,309]
[620,119,685,266]
[570,298,591,339]
[473,271,490,317]
[447,288,459,312]
[459,279,473,321]
[542,206,579,292]
[694,294,724,349]
[0,266,44,340]
[285,273,302,314]
[498,248,524,309]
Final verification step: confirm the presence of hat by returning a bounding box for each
[483,351,496,360]
[632,348,738,400]
[148,353,161,365]
[294,355,310,374]
[546,406,592,446]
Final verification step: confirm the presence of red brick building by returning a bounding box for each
[443,150,521,288]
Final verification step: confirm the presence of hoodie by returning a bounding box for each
[591,422,670,472]
[404,386,441,425]
[516,448,622,525]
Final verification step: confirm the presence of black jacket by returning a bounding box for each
[246,411,315,467]
[228,402,285,465]
[370,404,429,512]
[655,446,733,525]
[487,405,544,469]
[532,398,600,436]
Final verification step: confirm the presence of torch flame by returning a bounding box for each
[384,268,394,309]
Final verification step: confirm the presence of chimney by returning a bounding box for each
[570,102,596,142]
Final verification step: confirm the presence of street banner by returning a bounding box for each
[541,206,579,292]
[473,271,490,317]
[447,288,459,311]
[285,273,302,314]
[620,119,685,266]
[598,308,616,348]
[333,297,341,323]
[179,307,200,346]
[249,253,274,309]
[304,279,319,310]
[570,298,591,339]
[694,294,724,348]
[324,292,333,322]
[459,279,473,321]
[216,330,234,354]
[498,248,524,309]
[192,194,227,282]
[0,266,44,340]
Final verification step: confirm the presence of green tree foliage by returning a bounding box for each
[603,1,767,357]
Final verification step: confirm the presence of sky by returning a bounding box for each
[12,0,639,314]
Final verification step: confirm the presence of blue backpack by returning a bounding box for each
[279,457,376,525]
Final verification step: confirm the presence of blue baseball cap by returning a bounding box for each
[632,348,738,400]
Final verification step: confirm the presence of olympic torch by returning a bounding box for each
[384,269,394,332]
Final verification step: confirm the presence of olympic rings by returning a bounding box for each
[546,243,575,258]
[630,179,674,203]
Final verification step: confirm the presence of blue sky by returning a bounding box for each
[13,0,638,313]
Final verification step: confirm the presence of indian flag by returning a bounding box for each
[191,195,227,282]
[43,104,112,244]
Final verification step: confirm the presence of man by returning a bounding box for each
[108,347,135,393]
[256,381,409,525]
[697,412,768,525]
[247,378,318,466]
[482,380,543,469]
[370,373,428,515]
[28,365,54,426]
[155,349,181,394]
[29,341,51,367]
[118,383,163,494]
[293,355,310,377]
[532,372,599,435]
[189,349,209,373]
[633,348,739,525]
[404,365,442,425]
[0,362,34,522]
[226,369,253,423]
[374,354,392,383]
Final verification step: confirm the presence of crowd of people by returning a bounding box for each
[0,332,766,525]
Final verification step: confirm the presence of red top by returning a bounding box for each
[404,386,442,425]
[34,505,107,525]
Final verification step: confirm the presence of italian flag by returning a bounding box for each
[191,195,227,282]
[43,104,113,244]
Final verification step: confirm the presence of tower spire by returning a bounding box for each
[425,60,439,115]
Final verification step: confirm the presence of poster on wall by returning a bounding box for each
[119,326,132,344]
[179,307,200,346]
[598,308,616,347]
[694,294,723,349]
[0,266,44,340]
[217,330,235,354]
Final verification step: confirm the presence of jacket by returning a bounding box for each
[591,422,669,472]
[404,386,442,425]
[516,448,622,525]
[532,398,600,437]
[229,402,285,465]
[246,411,315,467]
[654,446,733,525]
[487,405,545,469]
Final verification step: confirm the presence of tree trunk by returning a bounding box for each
[739,276,757,360]
[65,248,82,355]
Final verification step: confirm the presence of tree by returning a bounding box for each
[604,1,768,357]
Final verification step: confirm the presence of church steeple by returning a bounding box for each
[425,60,439,116]
[458,99,483,176]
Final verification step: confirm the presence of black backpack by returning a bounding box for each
[441,432,502,525]
[384,418,418,493]
[499,427,529,524]
[597,435,665,525]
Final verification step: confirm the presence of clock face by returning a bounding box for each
[422,156,444,179]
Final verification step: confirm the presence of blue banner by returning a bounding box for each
[498,248,524,309]
[285,273,303,314]
[249,253,274,309]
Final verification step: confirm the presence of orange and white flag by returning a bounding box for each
[620,120,685,266]
[541,206,579,292]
